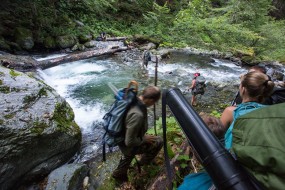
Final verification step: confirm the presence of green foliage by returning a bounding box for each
[139,3,174,40]
[210,110,222,118]
[224,0,273,28]
[177,154,191,168]
[254,20,285,60]
[147,117,181,136]
[3,0,285,61]
[147,116,183,158]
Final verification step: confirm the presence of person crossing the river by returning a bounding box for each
[189,72,206,106]
[142,50,152,69]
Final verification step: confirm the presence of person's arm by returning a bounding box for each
[124,112,144,147]
[220,106,236,130]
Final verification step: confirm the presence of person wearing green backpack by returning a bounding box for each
[178,71,275,190]
[232,102,285,189]
[220,71,275,149]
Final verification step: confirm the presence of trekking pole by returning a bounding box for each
[231,91,239,106]
[153,55,158,136]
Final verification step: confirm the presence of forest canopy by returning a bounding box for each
[0,0,285,63]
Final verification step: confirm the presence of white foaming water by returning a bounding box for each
[38,59,108,132]
[66,98,105,133]
[147,59,247,85]
[34,53,68,61]
[70,62,106,74]
[211,58,242,69]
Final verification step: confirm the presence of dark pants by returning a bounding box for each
[112,135,163,177]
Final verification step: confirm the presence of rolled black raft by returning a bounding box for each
[163,88,261,190]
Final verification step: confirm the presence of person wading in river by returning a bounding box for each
[189,73,206,106]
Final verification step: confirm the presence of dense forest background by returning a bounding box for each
[0,0,285,63]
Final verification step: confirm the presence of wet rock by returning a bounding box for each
[79,34,92,44]
[84,41,97,48]
[141,42,157,50]
[87,152,121,190]
[0,66,82,190]
[45,163,88,190]
[56,35,77,49]
[0,53,37,72]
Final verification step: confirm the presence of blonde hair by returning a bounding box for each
[241,71,274,102]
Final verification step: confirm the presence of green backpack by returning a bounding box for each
[232,103,285,189]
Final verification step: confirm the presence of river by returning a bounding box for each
[36,51,247,163]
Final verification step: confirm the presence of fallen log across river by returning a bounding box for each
[37,46,130,70]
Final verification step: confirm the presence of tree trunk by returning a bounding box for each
[37,46,130,70]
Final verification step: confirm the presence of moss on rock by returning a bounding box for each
[52,102,80,133]
[9,69,21,77]
[22,87,48,106]
[30,120,49,134]
[44,36,57,49]
[0,86,10,93]
[4,113,15,119]
[56,35,77,49]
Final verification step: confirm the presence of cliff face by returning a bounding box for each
[0,66,82,190]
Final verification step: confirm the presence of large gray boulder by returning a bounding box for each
[0,66,82,190]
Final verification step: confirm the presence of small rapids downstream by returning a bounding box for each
[36,51,247,163]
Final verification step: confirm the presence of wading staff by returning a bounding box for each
[153,55,158,135]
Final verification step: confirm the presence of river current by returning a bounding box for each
[36,52,247,163]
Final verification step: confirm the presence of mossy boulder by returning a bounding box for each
[0,66,82,190]
[78,34,92,44]
[56,35,77,49]
[44,36,57,49]
[14,27,34,50]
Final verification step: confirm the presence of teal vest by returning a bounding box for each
[224,102,266,149]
